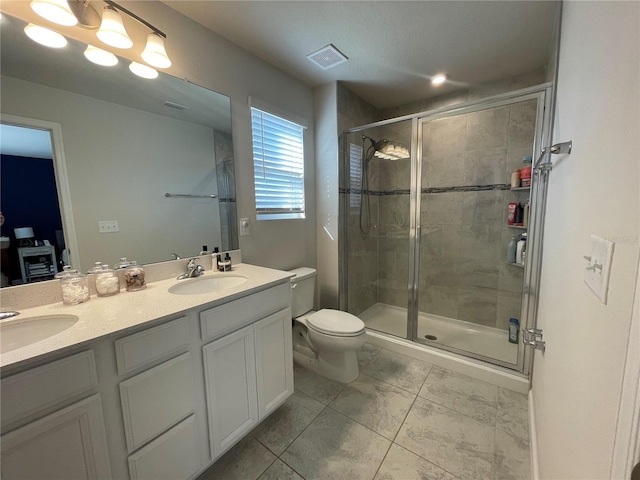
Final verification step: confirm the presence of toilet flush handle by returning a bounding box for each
[291,283,297,289]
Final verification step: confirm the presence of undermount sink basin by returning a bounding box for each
[168,275,248,296]
[0,314,79,354]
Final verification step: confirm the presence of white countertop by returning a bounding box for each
[1,263,293,371]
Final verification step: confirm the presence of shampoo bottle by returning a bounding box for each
[508,318,519,344]
[516,233,527,264]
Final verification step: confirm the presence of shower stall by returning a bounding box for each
[342,85,552,373]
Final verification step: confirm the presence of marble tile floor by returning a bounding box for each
[197,343,530,480]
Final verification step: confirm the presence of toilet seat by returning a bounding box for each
[307,309,365,337]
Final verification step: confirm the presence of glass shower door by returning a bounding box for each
[344,120,413,339]
[414,94,545,367]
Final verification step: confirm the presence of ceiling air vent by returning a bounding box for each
[306,44,348,70]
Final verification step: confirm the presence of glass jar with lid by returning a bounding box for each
[87,261,103,292]
[93,264,119,297]
[124,261,146,291]
[55,265,90,305]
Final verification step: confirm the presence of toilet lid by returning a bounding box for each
[307,309,365,336]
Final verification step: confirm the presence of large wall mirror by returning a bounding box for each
[0,13,237,286]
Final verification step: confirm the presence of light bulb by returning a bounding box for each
[431,74,447,85]
[24,23,67,48]
[141,33,171,69]
[30,0,78,26]
[84,45,118,67]
[129,61,158,79]
[96,7,132,49]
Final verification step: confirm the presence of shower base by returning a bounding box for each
[359,303,518,365]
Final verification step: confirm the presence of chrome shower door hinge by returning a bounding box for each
[523,328,546,352]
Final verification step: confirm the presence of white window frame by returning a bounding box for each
[249,97,307,221]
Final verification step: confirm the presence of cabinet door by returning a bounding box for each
[203,324,258,459]
[0,395,111,480]
[254,308,294,419]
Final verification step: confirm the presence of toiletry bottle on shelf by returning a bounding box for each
[507,202,517,225]
[523,202,530,227]
[521,156,532,187]
[507,235,518,263]
[516,233,527,264]
[508,318,519,344]
[510,169,521,188]
[199,245,210,255]
[515,203,524,225]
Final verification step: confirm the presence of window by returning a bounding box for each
[349,143,363,208]
[251,107,305,220]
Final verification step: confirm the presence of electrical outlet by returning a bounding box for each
[584,234,615,304]
[98,220,119,233]
[240,218,251,236]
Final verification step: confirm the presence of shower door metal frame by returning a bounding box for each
[410,88,552,374]
[343,83,553,375]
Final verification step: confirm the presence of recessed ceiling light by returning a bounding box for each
[24,23,67,48]
[84,45,118,67]
[431,74,447,85]
[129,61,158,79]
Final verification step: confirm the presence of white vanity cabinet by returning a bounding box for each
[0,274,294,480]
[0,352,111,480]
[201,282,293,460]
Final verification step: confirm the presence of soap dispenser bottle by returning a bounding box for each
[212,247,222,271]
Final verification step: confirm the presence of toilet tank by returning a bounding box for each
[289,267,316,318]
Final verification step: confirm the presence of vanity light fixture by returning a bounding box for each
[24,23,68,48]
[96,6,133,49]
[431,73,447,85]
[28,0,172,69]
[84,44,118,66]
[129,61,158,79]
[141,32,171,69]
[30,0,78,27]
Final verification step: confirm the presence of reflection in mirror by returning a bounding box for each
[0,13,237,286]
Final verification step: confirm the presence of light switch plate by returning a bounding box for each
[584,234,615,304]
[98,220,119,233]
[239,218,250,236]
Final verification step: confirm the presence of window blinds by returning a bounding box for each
[251,107,305,219]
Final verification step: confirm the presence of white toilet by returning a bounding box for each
[289,267,367,383]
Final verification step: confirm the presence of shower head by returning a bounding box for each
[362,135,410,161]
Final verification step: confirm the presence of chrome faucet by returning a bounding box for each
[177,258,204,280]
[0,311,20,321]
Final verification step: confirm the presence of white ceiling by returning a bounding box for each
[165,1,560,109]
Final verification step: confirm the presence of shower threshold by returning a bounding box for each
[358,303,518,365]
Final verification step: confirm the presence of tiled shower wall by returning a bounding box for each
[342,68,545,328]
[417,100,536,330]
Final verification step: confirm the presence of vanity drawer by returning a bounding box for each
[115,316,190,376]
[120,353,195,453]
[128,414,200,480]
[1,351,97,429]
[200,282,290,341]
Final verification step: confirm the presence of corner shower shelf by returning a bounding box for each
[507,225,528,229]
[510,186,531,191]
[505,262,525,269]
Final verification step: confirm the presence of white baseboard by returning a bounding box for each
[529,390,540,480]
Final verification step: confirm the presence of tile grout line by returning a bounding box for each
[387,365,466,480]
